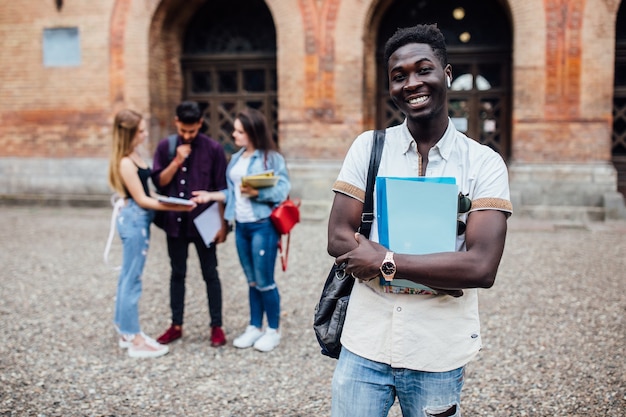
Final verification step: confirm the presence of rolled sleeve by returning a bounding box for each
[331,131,375,202]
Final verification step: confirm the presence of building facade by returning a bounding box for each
[1,0,625,220]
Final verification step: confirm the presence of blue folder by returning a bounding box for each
[376,176,458,292]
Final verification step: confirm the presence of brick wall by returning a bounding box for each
[0,0,623,217]
[0,1,114,158]
[0,0,619,163]
[510,0,618,164]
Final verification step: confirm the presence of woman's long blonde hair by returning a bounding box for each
[108,109,142,196]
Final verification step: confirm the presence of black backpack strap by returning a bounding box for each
[358,129,385,238]
[167,134,178,161]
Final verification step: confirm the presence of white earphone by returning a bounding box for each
[446,76,452,88]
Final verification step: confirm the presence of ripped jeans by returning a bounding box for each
[235,218,281,329]
[332,348,464,417]
[114,199,154,335]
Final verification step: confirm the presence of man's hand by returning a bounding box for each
[335,233,386,281]
[174,143,191,165]
[336,233,464,297]
[214,223,228,244]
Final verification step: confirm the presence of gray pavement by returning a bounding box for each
[0,205,625,416]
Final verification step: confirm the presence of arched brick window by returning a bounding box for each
[182,0,277,155]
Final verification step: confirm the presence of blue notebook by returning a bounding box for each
[376,177,458,293]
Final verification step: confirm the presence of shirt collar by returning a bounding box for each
[399,118,457,161]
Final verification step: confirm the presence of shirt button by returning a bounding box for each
[177,217,182,222]
[396,307,402,312]
[179,192,185,197]
[180,179,186,185]
[182,167,187,172]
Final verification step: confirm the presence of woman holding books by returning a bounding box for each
[192,108,290,352]
[108,109,196,358]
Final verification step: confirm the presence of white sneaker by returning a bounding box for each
[253,328,280,352]
[118,334,134,349]
[128,335,169,358]
[233,325,263,349]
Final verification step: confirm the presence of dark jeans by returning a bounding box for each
[166,235,223,328]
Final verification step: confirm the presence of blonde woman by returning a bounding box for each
[108,109,196,358]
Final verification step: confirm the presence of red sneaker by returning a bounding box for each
[210,326,227,347]
[157,325,182,344]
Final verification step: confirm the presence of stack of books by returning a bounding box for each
[242,170,278,188]
[376,176,459,294]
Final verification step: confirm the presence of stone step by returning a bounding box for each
[515,205,606,222]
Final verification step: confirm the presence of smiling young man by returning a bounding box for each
[327,25,513,416]
[151,101,229,348]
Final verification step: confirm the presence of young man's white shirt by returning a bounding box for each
[332,118,513,372]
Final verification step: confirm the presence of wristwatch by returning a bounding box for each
[380,251,396,282]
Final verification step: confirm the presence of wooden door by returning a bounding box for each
[181,0,277,156]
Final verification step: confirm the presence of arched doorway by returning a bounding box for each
[374,0,512,159]
[181,0,277,156]
[613,2,626,196]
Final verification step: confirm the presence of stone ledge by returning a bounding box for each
[515,205,606,222]
[0,194,111,208]
[0,194,334,222]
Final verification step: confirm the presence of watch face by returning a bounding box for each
[381,261,395,275]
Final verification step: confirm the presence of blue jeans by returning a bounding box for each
[114,200,154,335]
[235,218,280,329]
[332,349,464,417]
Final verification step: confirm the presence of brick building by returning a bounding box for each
[1,0,625,220]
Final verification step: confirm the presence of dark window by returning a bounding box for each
[613,2,626,195]
[182,0,277,155]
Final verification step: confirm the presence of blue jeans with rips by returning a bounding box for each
[114,199,154,335]
[332,348,464,417]
[235,218,281,329]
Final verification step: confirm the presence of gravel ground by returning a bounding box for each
[0,205,625,417]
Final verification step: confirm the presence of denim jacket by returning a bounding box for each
[223,148,291,222]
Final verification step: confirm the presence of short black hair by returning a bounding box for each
[176,101,203,124]
[383,24,448,69]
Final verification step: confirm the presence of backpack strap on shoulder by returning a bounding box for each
[358,129,385,238]
[167,134,178,161]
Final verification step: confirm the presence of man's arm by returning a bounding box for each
[335,209,508,290]
[152,140,179,190]
[157,159,181,188]
[156,144,190,188]
[397,209,506,289]
[327,192,364,258]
